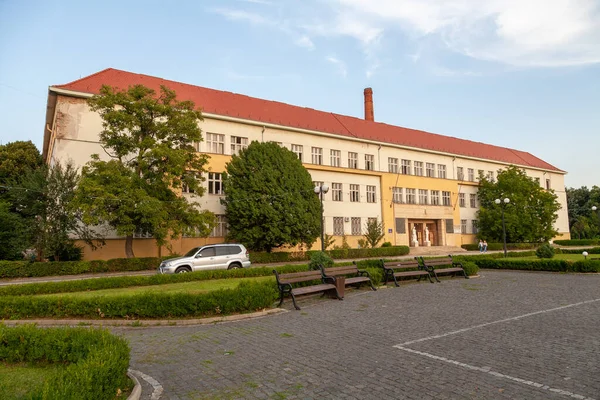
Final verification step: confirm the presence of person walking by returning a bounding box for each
[478,240,484,253]
[483,240,488,252]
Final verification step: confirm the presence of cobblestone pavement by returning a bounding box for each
[114,271,600,400]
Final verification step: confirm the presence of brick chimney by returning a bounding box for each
[364,87,374,121]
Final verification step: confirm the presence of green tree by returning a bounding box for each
[476,166,561,243]
[222,141,320,252]
[0,200,27,260]
[566,186,600,238]
[0,140,42,184]
[364,218,385,248]
[74,85,214,258]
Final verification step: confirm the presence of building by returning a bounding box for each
[43,68,570,260]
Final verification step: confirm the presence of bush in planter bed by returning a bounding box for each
[461,261,479,276]
[560,247,600,255]
[535,243,555,259]
[553,239,600,246]
[309,251,334,270]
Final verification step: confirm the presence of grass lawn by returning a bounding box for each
[38,276,274,299]
[507,254,590,261]
[0,362,62,399]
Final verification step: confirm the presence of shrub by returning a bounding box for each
[461,243,539,251]
[308,251,334,270]
[553,239,600,246]
[461,261,479,276]
[535,243,555,259]
[0,324,130,399]
[559,247,600,255]
[381,242,392,247]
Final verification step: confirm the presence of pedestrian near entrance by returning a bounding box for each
[483,240,488,252]
[478,240,484,253]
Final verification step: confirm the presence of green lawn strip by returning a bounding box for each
[0,361,63,400]
[493,254,588,261]
[36,276,274,299]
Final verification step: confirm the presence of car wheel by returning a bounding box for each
[175,266,192,274]
[228,263,242,270]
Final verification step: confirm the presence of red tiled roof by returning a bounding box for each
[54,68,562,172]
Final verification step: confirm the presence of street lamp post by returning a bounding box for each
[314,184,330,252]
[593,205,599,237]
[495,197,510,258]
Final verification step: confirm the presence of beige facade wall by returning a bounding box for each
[48,93,570,260]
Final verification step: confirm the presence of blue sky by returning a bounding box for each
[1,0,599,189]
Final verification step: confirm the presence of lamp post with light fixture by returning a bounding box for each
[314,184,330,252]
[495,197,510,258]
[593,206,599,236]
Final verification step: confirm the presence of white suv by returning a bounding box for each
[158,244,251,274]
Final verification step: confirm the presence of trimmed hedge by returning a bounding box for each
[558,247,600,255]
[0,324,130,399]
[461,243,539,251]
[554,239,600,246]
[470,258,600,273]
[249,246,410,264]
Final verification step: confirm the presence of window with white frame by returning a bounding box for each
[182,171,198,194]
[230,136,248,155]
[461,219,467,234]
[206,133,225,154]
[208,172,223,195]
[365,154,374,171]
[291,144,303,161]
[351,217,361,235]
[472,220,478,234]
[442,191,451,206]
[401,159,411,175]
[311,147,323,165]
[457,167,464,181]
[133,228,153,238]
[192,141,201,152]
[487,171,494,180]
[210,215,228,237]
[333,217,344,235]
[406,188,416,204]
[348,152,358,169]
[438,164,447,179]
[470,193,477,208]
[546,179,551,190]
[368,217,377,228]
[330,150,341,167]
[313,181,324,189]
[426,163,435,177]
[414,161,424,176]
[366,185,376,203]
[418,189,428,205]
[467,168,475,182]
[332,183,343,201]
[478,169,484,179]
[392,187,403,203]
[350,184,360,202]
[431,190,440,205]
[388,157,398,173]
[459,193,466,207]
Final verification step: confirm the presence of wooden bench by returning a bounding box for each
[320,264,377,292]
[273,269,341,310]
[419,255,468,282]
[380,258,433,286]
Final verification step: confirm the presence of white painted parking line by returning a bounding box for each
[396,298,600,347]
[129,369,164,400]
[395,346,596,400]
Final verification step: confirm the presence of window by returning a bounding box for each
[333,217,344,235]
[535,177,540,185]
[478,169,484,180]
[388,157,398,173]
[348,152,358,169]
[206,133,225,154]
[457,167,464,181]
[192,141,201,152]
[182,172,198,194]
[365,154,374,171]
[459,193,466,207]
[546,179,551,190]
[311,147,323,165]
[208,172,223,195]
[442,191,451,206]
[231,136,248,155]
[431,190,440,205]
[350,184,360,202]
[426,163,435,177]
[461,219,467,234]
[468,168,475,182]
[406,188,416,204]
[472,220,478,234]
[351,217,361,235]
[366,185,376,203]
[313,181,324,190]
[470,193,477,208]
[291,144,303,161]
[330,150,341,167]
[438,164,447,179]
[487,171,494,181]
[401,159,411,175]
[392,187,403,203]
[418,189,428,205]
[210,215,228,237]
[414,161,424,176]
[133,229,153,238]
[332,183,343,201]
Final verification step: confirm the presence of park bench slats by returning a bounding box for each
[320,264,377,291]
[273,269,341,310]
[380,258,434,286]
[419,255,468,282]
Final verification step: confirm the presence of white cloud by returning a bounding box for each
[327,0,600,67]
[238,0,274,5]
[295,35,315,50]
[210,8,270,26]
[326,56,348,77]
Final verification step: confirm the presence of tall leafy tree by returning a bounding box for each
[566,186,600,238]
[0,200,26,260]
[0,140,43,184]
[75,85,214,258]
[222,142,321,252]
[476,165,561,243]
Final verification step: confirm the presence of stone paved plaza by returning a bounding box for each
[115,271,600,399]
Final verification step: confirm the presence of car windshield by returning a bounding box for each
[184,247,201,257]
